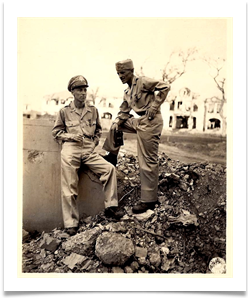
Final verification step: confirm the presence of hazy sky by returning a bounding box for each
[18,18,230,109]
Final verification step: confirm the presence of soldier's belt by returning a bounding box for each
[83,134,95,141]
[136,110,161,116]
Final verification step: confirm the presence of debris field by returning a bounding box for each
[22,152,227,274]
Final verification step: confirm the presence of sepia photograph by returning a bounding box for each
[3,0,247,293]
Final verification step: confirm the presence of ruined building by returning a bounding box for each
[161,87,226,133]
[24,87,226,134]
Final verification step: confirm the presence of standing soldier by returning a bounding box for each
[103,59,171,214]
[52,75,124,236]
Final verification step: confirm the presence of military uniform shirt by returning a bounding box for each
[52,101,102,144]
[114,76,170,124]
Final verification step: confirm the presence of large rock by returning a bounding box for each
[95,232,135,266]
[62,227,101,255]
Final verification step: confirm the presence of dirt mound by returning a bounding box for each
[22,153,226,274]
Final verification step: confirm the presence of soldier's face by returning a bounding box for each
[71,86,87,103]
[117,69,134,85]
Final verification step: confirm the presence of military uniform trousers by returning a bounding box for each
[103,113,163,203]
[61,138,118,228]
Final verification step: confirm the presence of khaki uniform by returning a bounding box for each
[52,101,118,228]
[103,76,170,203]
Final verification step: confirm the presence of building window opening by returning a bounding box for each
[208,118,221,129]
[169,116,173,127]
[176,116,188,129]
[170,101,175,111]
[177,102,183,109]
[193,104,198,112]
[193,117,196,129]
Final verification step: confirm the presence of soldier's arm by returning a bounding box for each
[112,99,132,127]
[93,109,102,146]
[152,80,171,111]
[52,109,79,144]
[143,77,171,111]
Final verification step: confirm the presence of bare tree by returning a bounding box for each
[161,47,198,84]
[203,56,227,135]
[88,87,99,105]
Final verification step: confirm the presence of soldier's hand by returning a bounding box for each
[73,133,83,142]
[146,108,157,120]
[111,122,118,131]
[68,133,83,142]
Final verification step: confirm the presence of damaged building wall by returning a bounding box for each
[23,119,106,233]
[204,97,225,132]
[161,88,225,133]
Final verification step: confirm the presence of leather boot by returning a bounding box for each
[65,227,78,236]
[105,207,125,220]
[132,201,159,214]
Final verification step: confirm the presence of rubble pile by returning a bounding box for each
[22,153,227,274]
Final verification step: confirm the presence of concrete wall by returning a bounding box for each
[23,118,106,232]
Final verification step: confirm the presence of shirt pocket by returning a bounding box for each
[134,92,142,102]
[90,120,96,135]
[133,92,146,109]
[86,120,96,135]
[66,120,82,134]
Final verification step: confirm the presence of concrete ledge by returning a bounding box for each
[23,119,106,232]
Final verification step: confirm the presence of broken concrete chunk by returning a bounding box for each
[133,209,154,221]
[168,209,199,226]
[137,257,148,266]
[81,259,97,271]
[62,253,88,270]
[95,232,134,266]
[130,261,139,271]
[161,257,176,272]
[160,247,170,256]
[124,266,134,273]
[40,248,46,259]
[169,173,180,181]
[135,247,148,258]
[53,231,70,239]
[62,227,101,255]
[149,251,161,267]
[105,222,127,233]
[39,233,61,252]
[179,182,188,191]
[158,196,168,204]
[112,267,124,273]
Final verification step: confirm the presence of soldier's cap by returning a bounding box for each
[68,75,89,91]
[115,59,134,71]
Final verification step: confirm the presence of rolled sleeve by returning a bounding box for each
[142,77,171,111]
[114,99,132,126]
[93,109,102,146]
[52,109,67,144]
